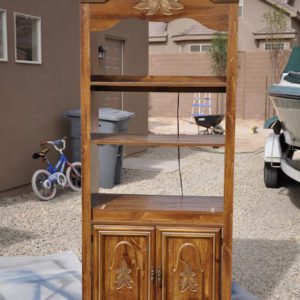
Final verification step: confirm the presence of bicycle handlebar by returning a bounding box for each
[41,137,66,153]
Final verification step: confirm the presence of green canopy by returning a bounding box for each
[264,116,279,129]
[283,47,300,73]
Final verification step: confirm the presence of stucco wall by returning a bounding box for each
[150,18,201,54]
[0,0,80,191]
[238,0,286,51]
[292,19,300,45]
[0,3,149,191]
[149,0,297,53]
[149,51,280,120]
[90,19,149,137]
[148,52,225,118]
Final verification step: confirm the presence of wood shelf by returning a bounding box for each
[90,75,227,93]
[91,133,225,147]
[92,193,224,214]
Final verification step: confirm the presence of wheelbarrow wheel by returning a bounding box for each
[213,125,224,135]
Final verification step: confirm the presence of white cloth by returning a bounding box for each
[0,251,257,300]
[0,251,82,300]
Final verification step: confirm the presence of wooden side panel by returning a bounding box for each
[89,0,231,32]
[93,225,155,300]
[223,3,238,300]
[80,4,93,300]
[157,227,221,300]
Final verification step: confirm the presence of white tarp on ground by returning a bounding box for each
[232,282,258,300]
[0,251,81,300]
[0,251,257,300]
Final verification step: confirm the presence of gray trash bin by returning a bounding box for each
[64,107,135,188]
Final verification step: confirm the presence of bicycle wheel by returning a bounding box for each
[66,162,82,192]
[32,169,56,201]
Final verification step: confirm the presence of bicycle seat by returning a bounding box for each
[32,148,49,159]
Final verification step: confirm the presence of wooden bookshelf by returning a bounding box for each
[80,1,238,299]
[92,194,224,213]
[92,194,224,224]
[90,75,227,92]
[91,133,225,147]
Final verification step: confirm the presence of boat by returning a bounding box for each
[264,47,300,188]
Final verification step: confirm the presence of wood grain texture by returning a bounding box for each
[211,0,238,2]
[222,3,238,300]
[156,226,222,300]
[81,0,107,2]
[90,75,227,93]
[81,0,238,2]
[88,0,231,32]
[92,194,224,212]
[93,225,155,300]
[92,211,224,226]
[91,133,225,147]
[92,194,224,225]
[80,4,92,300]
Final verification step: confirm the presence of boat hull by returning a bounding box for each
[270,95,300,147]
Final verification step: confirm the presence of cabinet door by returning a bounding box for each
[157,227,222,300]
[93,225,155,300]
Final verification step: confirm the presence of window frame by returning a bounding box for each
[0,9,8,62]
[239,0,244,18]
[264,42,285,51]
[200,43,211,52]
[189,43,211,53]
[14,12,42,64]
[189,44,201,52]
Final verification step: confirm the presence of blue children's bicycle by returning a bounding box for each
[31,137,81,200]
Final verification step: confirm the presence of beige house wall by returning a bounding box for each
[150,18,200,54]
[149,51,279,121]
[149,0,297,53]
[90,19,149,155]
[292,19,300,45]
[0,4,148,192]
[0,0,80,192]
[148,53,224,118]
[239,0,293,50]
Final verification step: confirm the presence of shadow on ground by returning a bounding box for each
[119,169,161,185]
[233,238,300,299]
[278,174,300,209]
[0,189,80,207]
[0,227,37,250]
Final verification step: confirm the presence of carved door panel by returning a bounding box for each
[93,225,155,300]
[157,227,222,300]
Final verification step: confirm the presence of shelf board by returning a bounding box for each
[90,75,227,93]
[91,133,225,147]
[92,194,224,214]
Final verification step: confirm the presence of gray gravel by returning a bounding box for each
[0,147,300,300]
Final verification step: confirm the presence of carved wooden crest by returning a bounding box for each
[115,258,134,290]
[179,262,198,293]
[134,0,184,16]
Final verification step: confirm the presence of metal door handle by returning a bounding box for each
[150,267,155,283]
[157,267,162,288]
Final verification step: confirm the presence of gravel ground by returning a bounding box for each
[0,120,299,299]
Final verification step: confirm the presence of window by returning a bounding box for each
[286,0,295,6]
[15,13,41,63]
[201,44,211,52]
[190,44,201,52]
[189,44,211,52]
[264,42,285,50]
[0,9,8,61]
[239,0,244,18]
